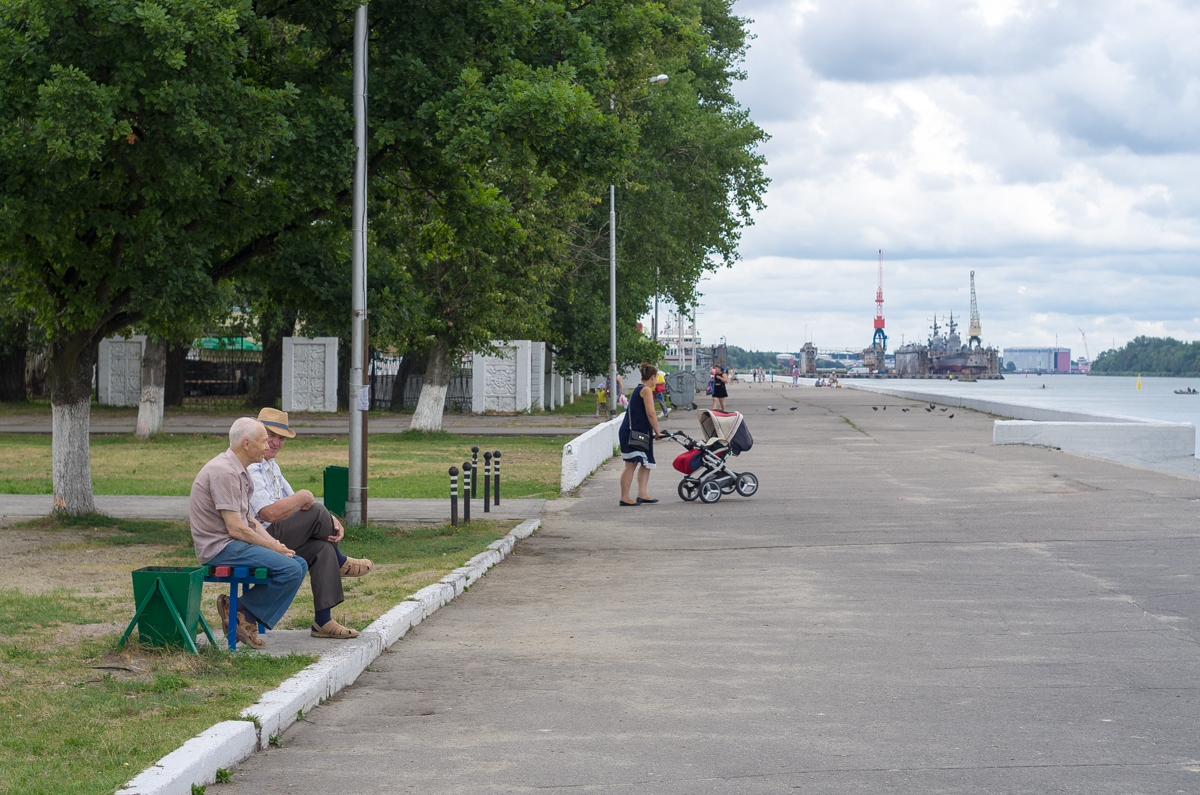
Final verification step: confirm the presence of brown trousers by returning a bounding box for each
[266,503,343,612]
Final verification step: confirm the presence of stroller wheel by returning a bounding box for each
[699,480,723,504]
[720,478,736,494]
[678,479,699,502]
[736,472,759,497]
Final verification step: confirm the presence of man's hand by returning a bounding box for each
[327,515,344,544]
[296,489,315,511]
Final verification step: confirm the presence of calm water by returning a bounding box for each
[845,374,1200,455]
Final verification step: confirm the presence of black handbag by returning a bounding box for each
[627,430,651,452]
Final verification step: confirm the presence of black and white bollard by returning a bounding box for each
[463,462,472,523]
[483,451,492,513]
[471,446,479,498]
[493,450,501,505]
[449,466,459,528]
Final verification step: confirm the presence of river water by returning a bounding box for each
[838,373,1200,455]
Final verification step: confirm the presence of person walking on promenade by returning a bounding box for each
[711,365,730,411]
[619,363,664,506]
[248,408,373,640]
[189,417,307,648]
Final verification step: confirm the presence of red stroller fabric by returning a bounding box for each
[673,450,704,474]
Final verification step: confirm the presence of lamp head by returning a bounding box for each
[649,74,669,84]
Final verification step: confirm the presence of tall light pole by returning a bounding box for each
[346,4,369,526]
[609,74,668,420]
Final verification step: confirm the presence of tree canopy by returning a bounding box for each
[1089,336,1200,376]
[0,0,768,509]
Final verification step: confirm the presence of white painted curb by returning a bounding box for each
[119,516,542,795]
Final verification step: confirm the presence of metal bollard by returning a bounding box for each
[483,451,492,513]
[493,450,501,505]
[471,446,479,498]
[449,466,459,528]
[463,462,472,523]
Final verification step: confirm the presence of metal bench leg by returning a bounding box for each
[227,583,239,651]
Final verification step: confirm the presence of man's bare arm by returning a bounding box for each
[256,489,316,523]
[221,510,294,557]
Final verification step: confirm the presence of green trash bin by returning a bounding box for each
[324,465,348,519]
[128,566,206,650]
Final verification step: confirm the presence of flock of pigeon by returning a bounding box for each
[764,402,954,418]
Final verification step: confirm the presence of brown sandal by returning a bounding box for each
[311,619,359,639]
[339,556,373,577]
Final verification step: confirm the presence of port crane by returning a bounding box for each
[1079,328,1091,361]
[872,250,887,350]
[967,271,982,349]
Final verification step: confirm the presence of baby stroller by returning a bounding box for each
[665,409,757,504]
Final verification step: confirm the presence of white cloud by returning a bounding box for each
[698,0,1200,355]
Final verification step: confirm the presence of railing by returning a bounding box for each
[182,348,262,408]
[366,354,472,412]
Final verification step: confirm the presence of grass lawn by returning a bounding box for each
[0,431,568,500]
[0,512,513,795]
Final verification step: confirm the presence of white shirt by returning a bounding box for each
[247,458,294,528]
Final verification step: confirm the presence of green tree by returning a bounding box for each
[0,0,351,512]
[548,0,768,378]
[1090,336,1200,375]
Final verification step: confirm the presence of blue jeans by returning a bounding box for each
[205,541,308,629]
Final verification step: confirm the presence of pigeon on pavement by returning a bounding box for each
[789,407,797,411]
[767,406,777,411]
[901,408,909,411]
[949,414,954,418]
[872,407,877,410]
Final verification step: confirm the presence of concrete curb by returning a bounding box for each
[118,516,542,795]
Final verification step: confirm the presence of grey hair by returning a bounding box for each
[229,417,264,449]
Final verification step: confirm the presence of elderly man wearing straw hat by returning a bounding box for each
[247,408,373,639]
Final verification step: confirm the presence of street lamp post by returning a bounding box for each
[347,3,369,526]
[608,74,668,421]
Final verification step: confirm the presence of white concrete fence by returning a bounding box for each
[560,414,624,493]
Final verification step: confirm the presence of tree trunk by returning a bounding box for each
[164,342,187,407]
[410,337,450,431]
[136,338,167,439]
[46,335,98,515]
[0,316,28,402]
[246,308,294,409]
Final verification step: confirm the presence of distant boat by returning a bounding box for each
[1174,387,1198,395]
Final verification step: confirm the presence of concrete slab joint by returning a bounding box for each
[122,517,541,795]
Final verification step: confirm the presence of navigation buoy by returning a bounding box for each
[1137,374,1142,390]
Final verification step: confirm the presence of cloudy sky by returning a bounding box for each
[679,0,1200,357]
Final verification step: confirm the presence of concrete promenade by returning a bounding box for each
[220,381,1199,794]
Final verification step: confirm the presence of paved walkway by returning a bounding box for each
[0,408,600,436]
[210,380,1200,794]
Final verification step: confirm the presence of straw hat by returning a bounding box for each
[256,408,296,438]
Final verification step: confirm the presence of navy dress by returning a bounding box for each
[618,384,655,468]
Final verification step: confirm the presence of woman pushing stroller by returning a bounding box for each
[619,363,666,507]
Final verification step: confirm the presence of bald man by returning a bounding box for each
[189,417,307,648]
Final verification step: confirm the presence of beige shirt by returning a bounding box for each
[189,447,255,563]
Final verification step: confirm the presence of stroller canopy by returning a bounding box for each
[696,409,754,454]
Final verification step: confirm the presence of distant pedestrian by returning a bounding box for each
[711,365,730,411]
[792,365,800,386]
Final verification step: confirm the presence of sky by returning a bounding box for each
[673,0,1200,357]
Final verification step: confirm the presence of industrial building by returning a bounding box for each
[1003,347,1071,373]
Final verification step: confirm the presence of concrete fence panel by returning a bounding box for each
[561,415,624,493]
